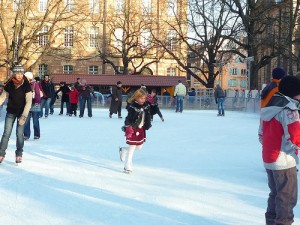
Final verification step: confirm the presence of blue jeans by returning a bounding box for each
[40,98,51,117]
[80,98,92,117]
[24,111,40,138]
[60,101,70,114]
[217,97,225,115]
[176,96,184,112]
[0,113,25,157]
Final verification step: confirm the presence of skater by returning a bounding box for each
[259,75,300,225]
[78,79,95,118]
[214,84,225,116]
[67,85,79,116]
[24,73,43,140]
[109,81,123,118]
[0,65,32,164]
[119,88,152,173]
[174,80,186,113]
[56,81,71,115]
[40,75,55,118]
[147,89,164,122]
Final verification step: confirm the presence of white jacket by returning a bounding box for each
[174,83,186,96]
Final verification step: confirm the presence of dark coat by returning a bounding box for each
[109,85,122,114]
[79,85,95,99]
[41,80,55,99]
[125,101,152,130]
[56,85,71,102]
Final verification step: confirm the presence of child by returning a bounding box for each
[119,89,152,173]
[259,75,300,225]
[67,85,79,116]
[147,89,164,122]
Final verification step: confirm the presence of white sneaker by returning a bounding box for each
[119,147,126,162]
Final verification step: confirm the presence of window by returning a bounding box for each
[142,0,151,15]
[228,79,238,87]
[115,0,124,14]
[167,0,177,16]
[39,0,47,12]
[63,65,74,74]
[240,80,247,88]
[114,28,123,49]
[38,26,49,46]
[89,0,99,13]
[64,26,73,47]
[65,0,75,12]
[141,29,151,48]
[89,66,99,74]
[13,0,21,11]
[167,68,176,76]
[38,64,48,77]
[166,29,177,51]
[89,27,99,48]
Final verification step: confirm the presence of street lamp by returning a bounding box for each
[243,56,254,90]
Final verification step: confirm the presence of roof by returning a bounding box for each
[51,74,187,87]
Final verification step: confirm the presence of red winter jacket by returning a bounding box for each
[259,93,300,170]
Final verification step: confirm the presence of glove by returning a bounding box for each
[18,115,27,126]
[125,126,134,139]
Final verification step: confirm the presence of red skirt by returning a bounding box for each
[126,127,146,145]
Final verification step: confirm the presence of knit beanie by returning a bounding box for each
[272,67,286,80]
[12,64,25,74]
[24,72,33,80]
[278,75,300,98]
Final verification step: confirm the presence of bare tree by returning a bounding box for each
[153,0,242,88]
[0,0,89,75]
[96,0,165,75]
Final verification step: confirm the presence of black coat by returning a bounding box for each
[109,85,122,114]
[125,101,152,130]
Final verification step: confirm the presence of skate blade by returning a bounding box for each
[123,170,132,174]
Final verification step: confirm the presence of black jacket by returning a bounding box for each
[125,101,152,130]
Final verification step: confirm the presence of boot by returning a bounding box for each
[0,156,4,163]
[124,148,135,172]
[16,155,22,164]
[160,117,164,122]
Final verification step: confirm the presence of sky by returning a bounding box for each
[0,108,299,225]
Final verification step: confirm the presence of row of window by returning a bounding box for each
[38,26,177,50]
[38,64,178,76]
[229,68,247,76]
[14,0,178,16]
[228,79,247,88]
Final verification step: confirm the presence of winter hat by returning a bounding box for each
[278,75,300,98]
[12,64,25,74]
[272,67,286,80]
[24,72,33,80]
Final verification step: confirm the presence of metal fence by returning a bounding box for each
[87,91,261,114]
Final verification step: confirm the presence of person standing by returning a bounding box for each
[74,77,81,91]
[174,80,187,113]
[162,88,170,106]
[259,75,300,225]
[119,89,152,173]
[214,84,226,116]
[109,81,123,118]
[0,65,32,164]
[24,73,43,140]
[56,81,71,115]
[67,85,79,116]
[260,67,286,108]
[147,89,164,122]
[79,79,95,118]
[40,75,55,118]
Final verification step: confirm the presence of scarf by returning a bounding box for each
[12,77,24,89]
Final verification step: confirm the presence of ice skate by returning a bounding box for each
[119,147,126,162]
[15,156,22,165]
[0,156,4,163]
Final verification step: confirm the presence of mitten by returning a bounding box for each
[125,126,134,139]
[18,115,27,126]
